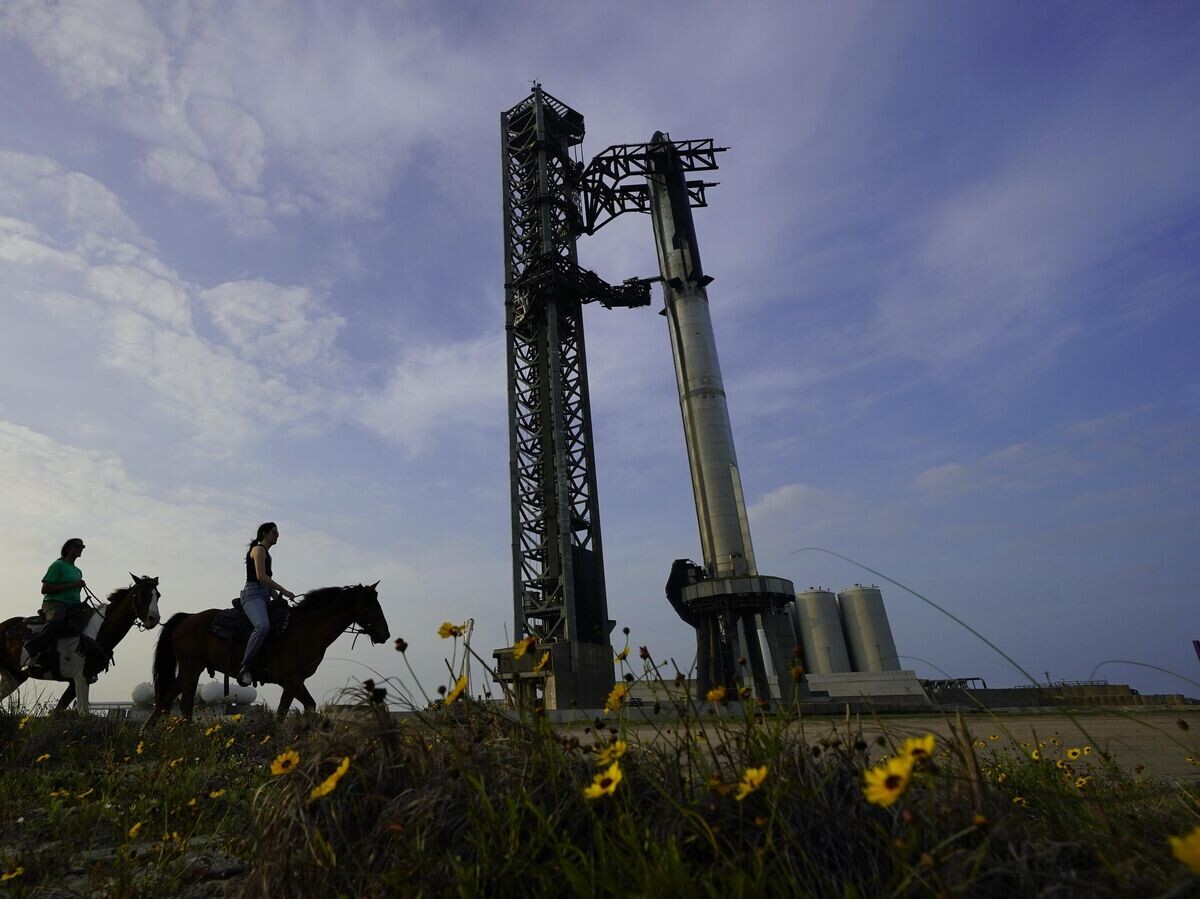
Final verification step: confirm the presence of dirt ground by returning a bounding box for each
[788,709,1200,779]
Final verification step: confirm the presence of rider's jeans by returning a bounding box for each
[240,582,271,670]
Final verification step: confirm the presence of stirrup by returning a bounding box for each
[237,669,254,688]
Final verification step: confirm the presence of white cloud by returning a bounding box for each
[198,280,344,369]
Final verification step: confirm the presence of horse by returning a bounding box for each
[150,582,389,721]
[0,575,162,716]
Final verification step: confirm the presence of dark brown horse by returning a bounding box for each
[150,583,389,720]
[0,576,162,715]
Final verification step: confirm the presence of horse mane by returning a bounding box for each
[105,586,130,603]
[295,585,370,616]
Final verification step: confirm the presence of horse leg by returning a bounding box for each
[276,688,296,720]
[178,662,204,722]
[56,682,77,712]
[294,683,319,714]
[73,675,90,716]
[0,668,23,704]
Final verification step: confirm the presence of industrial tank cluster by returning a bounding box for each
[789,585,901,675]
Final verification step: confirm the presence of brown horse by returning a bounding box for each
[150,583,389,720]
[0,576,162,715]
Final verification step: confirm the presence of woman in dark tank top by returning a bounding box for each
[238,522,296,686]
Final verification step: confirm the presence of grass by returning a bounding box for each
[3,647,1200,898]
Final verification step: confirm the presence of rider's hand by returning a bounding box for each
[284,589,296,600]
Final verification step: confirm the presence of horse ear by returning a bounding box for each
[370,580,380,589]
[129,571,137,582]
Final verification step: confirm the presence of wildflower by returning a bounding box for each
[1030,749,1040,761]
[974,740,986,749]
[533,651,550,673]
[901,734,936,760]
[1066,747,1081,761]
[187,798,197,808]
[136,741,144,755]
[513,635,537,660]
[989,734,999,741]
[972,813,988,827]
[76,788,94,799]
[35,753,50,763]
[438,622,466,639]
[995,771,1007,783]
[1055,759,1068,770]
[707,775,733,796]
[738,686,752,700]
[789,664,804,682]
[444,673,469,705]
[614,645,630,662]
[209,789,225,799]
[603,683,628,714]
[1082,745,1092,756]
[1170,826,1200,874]
[309,757,351,801]
[49,788,70,798]
[204,724,222,736]
[735,766,768,802]
[260,735,272,745]
[705,685,727,704]
[0,868,24,882]
[169,757,183,767]
[638,646,650,660]
[863,756,915,807]
[1075,776,1091,789]
[583,762,623,799]
[128,821,143,840]
[225,737,235,748]
[230,714,243,722]
[594,740,628,767]
[394,637,408,653]
[1012,796,1027,807]
[18,716,30,729]
[270,749,301,776]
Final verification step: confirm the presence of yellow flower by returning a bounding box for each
[988,734,999,741]
[49,788,70,798]
[18,716,30,730]
[863,756,915,807]
[169,757,183,768]
[0,868,24,882]
[309,757,351,801]
[532,651,550,673]
[583,762,623,799]
[614,645,630,662]
[1030,749,1040,761]
[1066,747,1081,760]
[735,766,768,802]
[187,798,197,808]
[603,682,628,714]
[438,621,466,639]
[594,739,628,767]
[444,673,469,705]
[1055,759,1068,770]
[1074,776,1091,788]
[1012,796,1027,807]
[230,714,243,722]
[270,749,301,776]
[1082,745,1092,756]
[974,740,986,749]
[209,789,225,799]
[901,734,936,760]
[136,741,144,755]
[224,737,235,748]
[76,788,94,799]
[1170,826,1200,874]
[128,821,143,840]
[512,635,537,660]
[995,771,1007,783]
[706,686,727,704]
[204,723,222,736]
[35,753,50,763]
[260,734,272,745]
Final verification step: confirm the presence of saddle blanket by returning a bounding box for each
[209,598,291,644]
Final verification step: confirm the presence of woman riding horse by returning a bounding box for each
[0,575,162,716]
[150,582,389,721]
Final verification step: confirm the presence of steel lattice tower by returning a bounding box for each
[494,86,648,708]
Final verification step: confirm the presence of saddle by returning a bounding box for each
[21,607,110,680]
[209,596,292,644]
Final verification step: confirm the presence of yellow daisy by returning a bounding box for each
[1066,747,1081,760]
[583,762,623,799]
[705,685,727,704]
[270,749,301,776]
[309,757,351,801]
[34,753,50,763]
[900,734,936,760]
[593,739,628,767]
[1170,825,1200,875]
[209,789,225,799]
[614,645,630,662]
[0,868,24,882]
[862,756,915,807]
[438,621,466,639]
[532,651,550,673]
[603,682,628,714]
[444,673,469,705]
[512,635,537,660]
[735,766,768,802]
[128,821,143,840]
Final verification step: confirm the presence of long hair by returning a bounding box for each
[248,522,277,548]
[60,538,83,558]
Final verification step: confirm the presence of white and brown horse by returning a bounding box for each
[0,575,161,715]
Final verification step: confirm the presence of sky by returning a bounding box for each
[1,1,1198,707]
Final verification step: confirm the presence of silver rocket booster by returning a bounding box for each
[646,132,756,579]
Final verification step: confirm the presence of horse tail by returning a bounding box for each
[153,612,188,698]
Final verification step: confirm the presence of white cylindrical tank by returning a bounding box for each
[131,682,155,707]
[838,585,901,672]
[198,681,257,704]
[791,589,852,674]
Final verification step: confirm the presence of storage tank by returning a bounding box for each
[837,585,901,672]
[131,682,155,707]
[791,588,852,674]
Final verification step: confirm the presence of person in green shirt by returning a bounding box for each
[23,538,88,675]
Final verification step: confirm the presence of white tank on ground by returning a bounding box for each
[791,588,852,674]
[198,680,256,705]
[838,584,901,672]
[131,682,155,707]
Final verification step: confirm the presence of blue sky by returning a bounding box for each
[1,1,1197,705]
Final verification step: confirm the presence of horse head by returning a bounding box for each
[353,581,390,644]
[128,573,161,628]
